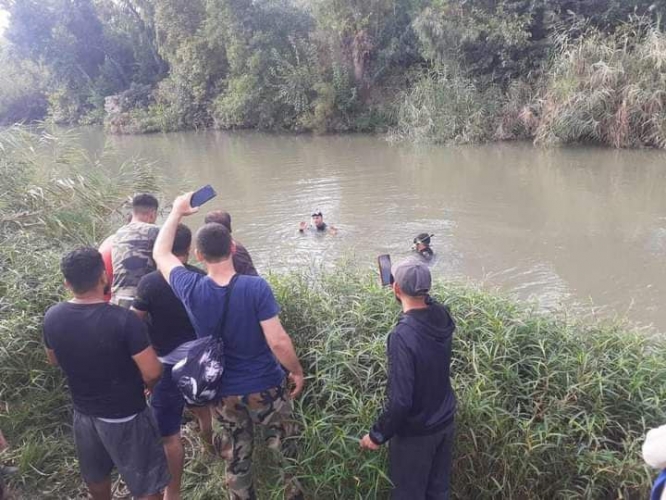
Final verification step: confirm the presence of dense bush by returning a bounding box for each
[390,68,502,144]
[0,48,48,125]
[535,25,666,148]
[4,0,666,144]
[272,271,665,499]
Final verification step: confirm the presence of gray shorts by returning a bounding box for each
[73,407,170,497]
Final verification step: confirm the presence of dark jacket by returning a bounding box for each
[369,298,456,444]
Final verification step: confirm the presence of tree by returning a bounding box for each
[309,0,421,94]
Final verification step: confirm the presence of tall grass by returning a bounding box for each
[0,126,160,496]
[1,127,664,498]
[269,271,665,499]
[535,24,666,148]
[392,22,666,149]
[389,69,503,144]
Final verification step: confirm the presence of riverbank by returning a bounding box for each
[1,127,665,498]
[4,3,666,149]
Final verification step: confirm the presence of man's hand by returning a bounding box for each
[360,434,380,451]
[298,221,307,232]
[288,371,304,399]
[0,430,8,452]
[172,192,199,217]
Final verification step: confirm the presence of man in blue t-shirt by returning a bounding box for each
[153,193,305,500]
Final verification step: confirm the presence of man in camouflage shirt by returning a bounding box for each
[111,194,160,307]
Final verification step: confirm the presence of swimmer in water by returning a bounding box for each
[298,210,338,235]
[412,233,434,261]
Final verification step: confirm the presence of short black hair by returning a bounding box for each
[204,210,232,232]
[132,193,158,214]
[61,247,105,294]
[173,224,192,256]
[196,223,232,262]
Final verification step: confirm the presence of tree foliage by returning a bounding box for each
[2,0,666,144]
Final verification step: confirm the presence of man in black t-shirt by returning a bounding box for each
[43,248,169,500]
[204,210,258,276]
[132,224,211,499]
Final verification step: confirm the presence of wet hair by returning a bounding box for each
[172,224,192,256]
[132,193,158,215]
[61,247,105,294]
[195,223,232,263]
[414,233,432,246]
[204,210,232,232]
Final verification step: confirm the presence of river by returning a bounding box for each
[81,129,666,332]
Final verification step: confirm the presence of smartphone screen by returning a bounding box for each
[377,254,392,286]
[190,185,217,208]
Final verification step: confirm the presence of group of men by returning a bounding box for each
[41,192,456,500]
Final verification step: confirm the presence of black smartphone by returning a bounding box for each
[377,254,392,287]
[190,185,217,208]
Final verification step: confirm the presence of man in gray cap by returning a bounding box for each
[360,258,457,499]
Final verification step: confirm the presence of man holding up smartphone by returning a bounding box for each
[153,192,305,500]
[360,259,457,500]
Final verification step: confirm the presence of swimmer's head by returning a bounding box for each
[413,233,432,246]
[311,210,324,228]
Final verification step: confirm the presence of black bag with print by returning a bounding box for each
[171,275,238,405]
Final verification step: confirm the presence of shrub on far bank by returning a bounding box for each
[0,50,48,125]
[392,23,666,148]
[390,69,503,144]
[535,25,666,148]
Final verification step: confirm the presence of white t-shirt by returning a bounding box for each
[643,424,666,500]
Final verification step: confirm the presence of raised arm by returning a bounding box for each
[260,316,304,398]
[153,193,197,282]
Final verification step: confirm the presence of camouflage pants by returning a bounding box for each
[213,384,301,500]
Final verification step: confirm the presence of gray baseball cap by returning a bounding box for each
[392,258,431,296]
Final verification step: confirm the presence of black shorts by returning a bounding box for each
[150,363,186,437]
[73,407,170,497]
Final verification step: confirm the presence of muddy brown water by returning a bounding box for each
[81,129,666,332]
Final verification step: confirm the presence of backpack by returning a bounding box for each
[171,274,238,406]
